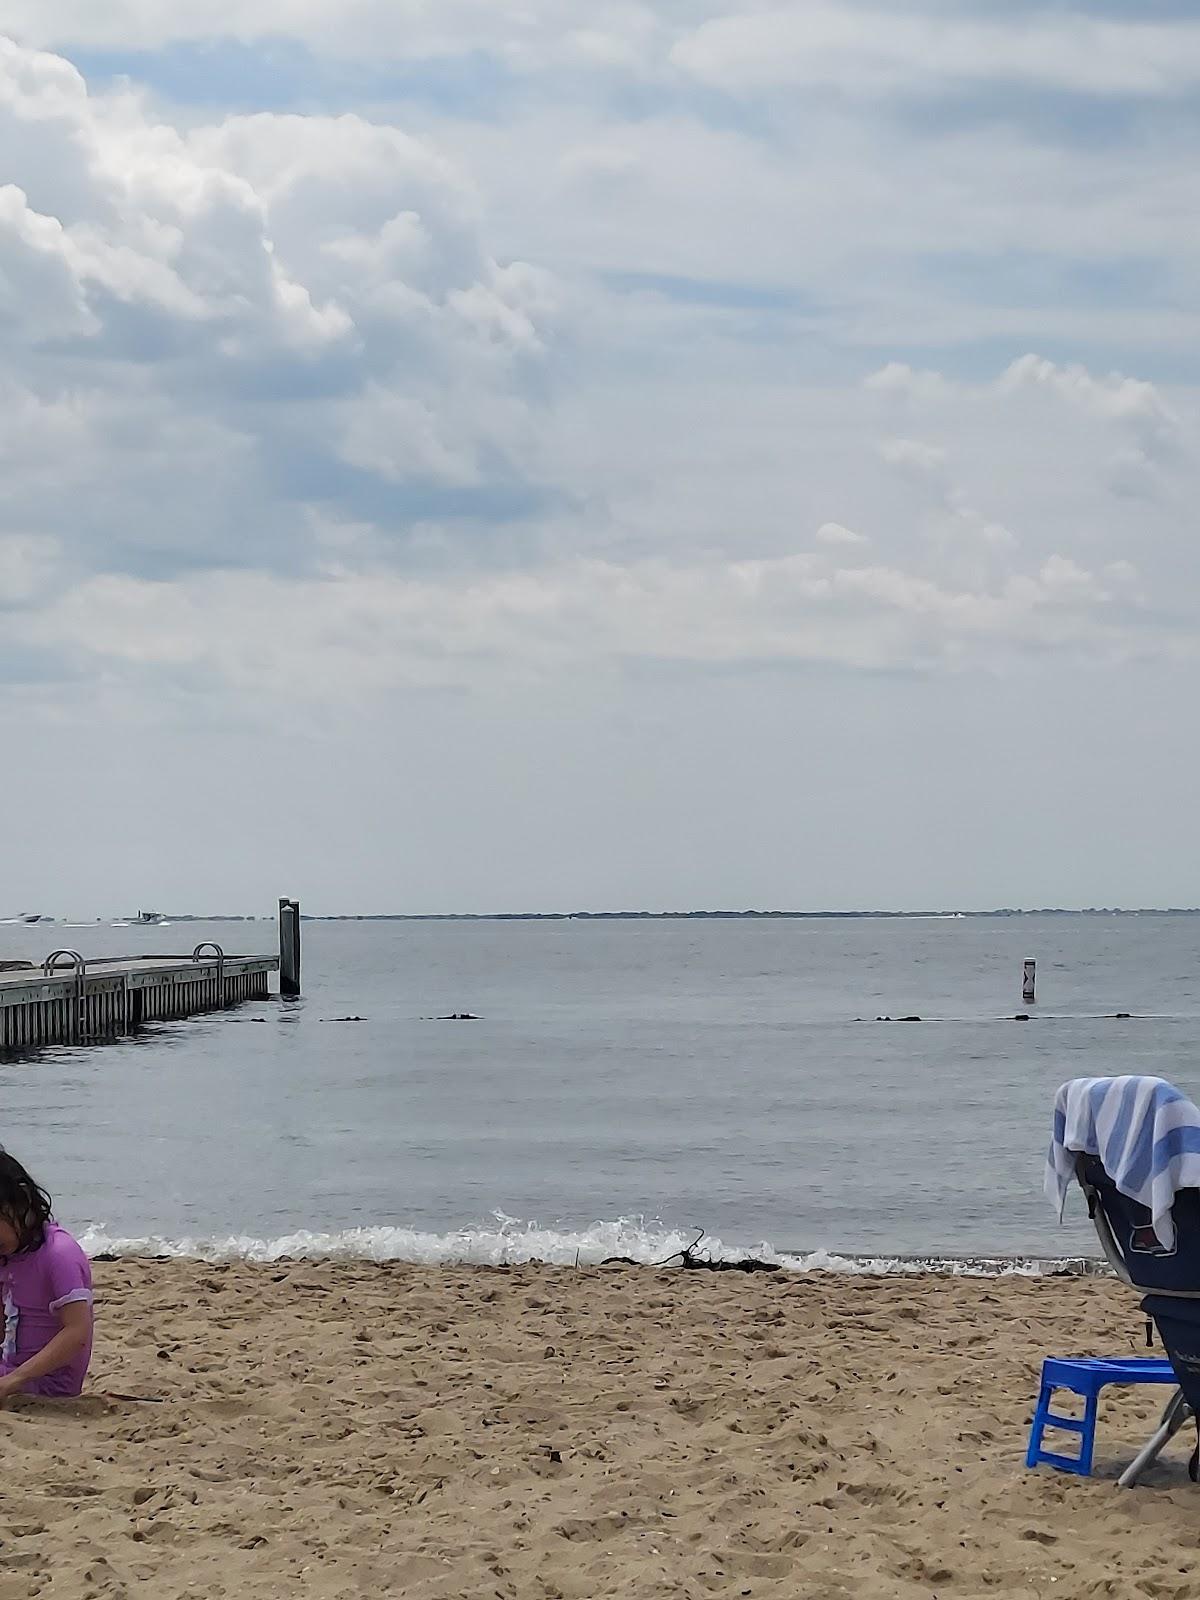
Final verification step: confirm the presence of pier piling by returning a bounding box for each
[279,898,302,996]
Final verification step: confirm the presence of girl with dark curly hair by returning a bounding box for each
[0,1151,92,1399]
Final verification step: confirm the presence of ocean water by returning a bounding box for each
[1,913,1199,1269]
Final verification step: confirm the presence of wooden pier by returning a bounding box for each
[0,946,280,1052]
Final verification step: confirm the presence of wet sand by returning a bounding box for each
[1,1261,1194,1599]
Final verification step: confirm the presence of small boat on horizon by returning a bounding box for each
[113,910,169,927]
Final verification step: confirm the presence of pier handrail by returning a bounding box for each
[192,942,226,1008]
[42,950,86,1044]
[42,949,86,979]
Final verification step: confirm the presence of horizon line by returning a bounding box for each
[10,907,1200,923]
[297,906,1200,920]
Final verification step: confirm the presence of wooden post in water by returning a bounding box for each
[279,899,301,996]
[1022,959,1036,1005]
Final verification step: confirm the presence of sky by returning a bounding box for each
[1,1,1198,915]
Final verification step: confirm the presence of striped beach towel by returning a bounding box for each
[1045,1075,1200,1250]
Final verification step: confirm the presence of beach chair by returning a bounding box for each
[1043,1076,1200,1488]
[1073,1153,1200,1485]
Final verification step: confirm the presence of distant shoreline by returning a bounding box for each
[14,908,1200,924]
[284,907,1200,921]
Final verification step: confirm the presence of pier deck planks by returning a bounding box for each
[0,954,279,1050]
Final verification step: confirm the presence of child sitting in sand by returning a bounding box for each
[0,1151,92,1399]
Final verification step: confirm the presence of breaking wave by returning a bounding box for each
[77,1214,1102,1277]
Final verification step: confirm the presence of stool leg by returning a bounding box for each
[1026,1384,1052,1468]
[1079,1391,1100,1476]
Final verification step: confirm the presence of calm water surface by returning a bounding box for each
[1,915,1198,1261]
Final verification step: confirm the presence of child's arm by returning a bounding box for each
[0,1301,91,1400]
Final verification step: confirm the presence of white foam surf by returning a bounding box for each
[77,1215,1098,1277]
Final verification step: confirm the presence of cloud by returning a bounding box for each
[864,363,953,403]
[866,353,1188,506]
[1,34,1198,731]
[557,144,643,196]
[0,535,61,606]
[0,563,999,702]
[16,2,1200,109]
[816,522,868,547]
[9,516,1174,717]
[0,38,558,585]
[4,1,672,67]
[670,7,1200,98]
[996,353,1184,503]
[870,353,1179,450]
[879,438,947,477]
[998,353,1178,451]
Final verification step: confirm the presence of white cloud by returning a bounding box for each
[16,540,1165,711]
[879,438,947,477]
[996,353,1184,505]
[671,8,1200,98]
[0,39,558,587]
[557,145,643,194]
[13,2,1200,108]
[0,535,60,605]
[999,354,1178,449]
[4,1,674,65]
[816,521,867,547]
[864,363,953,403]
[0,183,97,338]
[0,38,1197,721]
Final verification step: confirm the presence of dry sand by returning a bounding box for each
[0,1260,1196,1599]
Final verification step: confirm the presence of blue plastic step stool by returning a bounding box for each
[1026,1357,1179,1475]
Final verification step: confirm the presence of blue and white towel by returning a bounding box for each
[1045,1075,1200,1249]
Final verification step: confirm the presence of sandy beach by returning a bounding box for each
[1,1260,1194,1599]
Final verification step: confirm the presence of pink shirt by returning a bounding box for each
[0,1223,93,1396]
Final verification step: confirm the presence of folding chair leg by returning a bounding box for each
[1117,1389,1192,1489]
